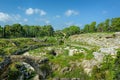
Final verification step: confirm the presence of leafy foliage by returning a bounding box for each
[113,50,120,80]
[62,25,80,37]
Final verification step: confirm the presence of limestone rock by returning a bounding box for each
[99,47,116,56]
[93,52,104,62]
[32,75,39,80]
[114,32,120,37]
[23,52,29,56]
[61,67,69,73]
[81,59,98,74]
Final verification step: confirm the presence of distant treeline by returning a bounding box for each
[0,24,54,38]
[82,17,120,33]
[0,17,120,38]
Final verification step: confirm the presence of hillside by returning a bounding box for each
[0,32,120,80]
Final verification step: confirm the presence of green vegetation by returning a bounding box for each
[91,50,120,80]
[0,17,120,38]
[113,50,120,80]
[0,17,120,80]
[91,55,114,80]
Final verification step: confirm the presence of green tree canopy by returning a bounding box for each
[83,24,89,33]
[111,17,120,31]
[89,21,96,32]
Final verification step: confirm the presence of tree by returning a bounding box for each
[62,27,70,37]
[83,24,89,33]
[62,25,80,37]
[11,24,24,37]
[69,25,80,35]
[43,25,54,36]
[97,22,104,32]
[0,26,3,37]
[23,25,30,37]
[4,25,11,38]
[111,17,120,31]
[54,30,64,37]
[104,19,110,31]
[29,26,36,37]
[89,21,96,32]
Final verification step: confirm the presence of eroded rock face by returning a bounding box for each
[69,33,120,75]
[99,47,117,56]
[81,59,98,75]
[0,57,11,75]
[70,33,120,48]
[0,55,49,80]
[16,63,35,80]
[114,32,120,37]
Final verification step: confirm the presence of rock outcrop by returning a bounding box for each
[0,55,49,80]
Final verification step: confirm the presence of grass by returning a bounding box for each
[60,67,88,78]
[47,49,85,74]
[51,66,89,79]
[1,32,117,79]
[85,52,94,60]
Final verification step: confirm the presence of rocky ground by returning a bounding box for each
[0,32,120,80]
[69,32,120,75]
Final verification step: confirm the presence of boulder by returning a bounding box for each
[100,47,116,56]
[93,52,104,62]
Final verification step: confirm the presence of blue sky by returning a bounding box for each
[0,0,120,29]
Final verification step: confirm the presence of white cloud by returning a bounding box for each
[13,14,21,21]
[26,8,34,15]
[0,12,26,24]
[0,12,11,22]
[65,10,79,17]
[39,10,46,16]
[25,8,46,16]
[34,9,46,16]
